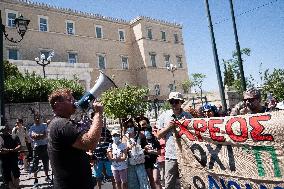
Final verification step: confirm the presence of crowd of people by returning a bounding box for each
[0,87,283,189]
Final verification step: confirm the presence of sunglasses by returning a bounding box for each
[244,98,256,103]
[169,99,180,105]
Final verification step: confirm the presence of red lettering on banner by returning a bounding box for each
[226,117,248,142]
[193,119,207,141]
[208,119,225,142]
[175,120,196,141]
[249,114,274,141]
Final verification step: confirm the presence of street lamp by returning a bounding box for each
[0,11,30,126]
[35,51,54,78]
[167,63,177,91]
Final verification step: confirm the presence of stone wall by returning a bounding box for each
[5,102,53,128]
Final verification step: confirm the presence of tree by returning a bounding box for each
[223,48,252,93]
[191,73,206,106]
[100,85,149,119]
[4,60,84,103]
[4,60,23,80]
[261,69,284,101]
[181,79,194,94]
[192,73,206,89]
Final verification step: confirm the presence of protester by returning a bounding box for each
[235,88,268,115]
[202,103,219,118]
[91,127,115,189]
[138,117,162,189]
[152,125,165,187]
[122,118,150,189]
[12,118,30,171]
[29,114,51,187]
[0,125,21,189]
[157,92,192,189]
[48,88,103,189]
[107,130,128,189]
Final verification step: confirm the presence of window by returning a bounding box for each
[40,50,51,60]
[161,31,166,41]
[8,49,18,60]
[66,21,75,35]
[6,11,17,27]
[149,53,156,67]
[118,29,125,42]
[168,84,175,92]
[95,25,103,39]
[39,16,48,32]
[154,84,160,96]
[164,55,170,67]
[98,55,106,69]
[174,34,179,43]
[177,56,183,68]
[68,53,77,63]
[147,28,152,39]
[121,56,128,69]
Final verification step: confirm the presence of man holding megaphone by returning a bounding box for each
[47,88,103,189]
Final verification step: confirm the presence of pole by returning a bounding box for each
[0,10,5,126]
[43,65,46,78]
[204,0,227,112]
[229,0,246,92]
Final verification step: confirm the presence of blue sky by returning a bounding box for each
[35,0,283,91]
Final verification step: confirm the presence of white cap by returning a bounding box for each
[167,92,184,102]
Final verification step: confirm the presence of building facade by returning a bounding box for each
[1,0,189,100]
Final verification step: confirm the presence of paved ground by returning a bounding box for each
[18,165,113,189]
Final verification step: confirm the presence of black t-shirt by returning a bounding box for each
[48,117,93,189]
[0,134,20,159]
[141,135,161,167]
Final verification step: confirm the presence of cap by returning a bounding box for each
[243,88,261,100]
[167,92,184,102]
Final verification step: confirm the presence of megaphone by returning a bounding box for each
[75,70,117,109]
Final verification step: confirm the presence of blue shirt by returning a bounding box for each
[29,123,48,147]
[157,109,192,159]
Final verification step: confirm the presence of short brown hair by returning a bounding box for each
[48,88,73,109]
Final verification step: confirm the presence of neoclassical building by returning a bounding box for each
[1,0,189,100]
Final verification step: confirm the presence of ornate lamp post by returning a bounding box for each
[0,11,30,126]
[167,63,177,91]
[35,51,54,78]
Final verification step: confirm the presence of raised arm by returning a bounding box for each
[72,101,103,151]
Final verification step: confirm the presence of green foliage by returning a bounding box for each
[180,79,194,94]
[223,48,251,93]
[100,85,149,119]
[191,73,206,89]
[223,60,235,88]
[261,69,284,101]
[4,61,84,103]
[3,60,23,80]
[160,101,171,111]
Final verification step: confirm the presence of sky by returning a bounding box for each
[34,0,284,92]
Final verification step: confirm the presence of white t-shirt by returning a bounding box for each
[12,127,28,147]
[109,142,128,171]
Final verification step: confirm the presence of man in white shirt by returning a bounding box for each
[157,92,192,189]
